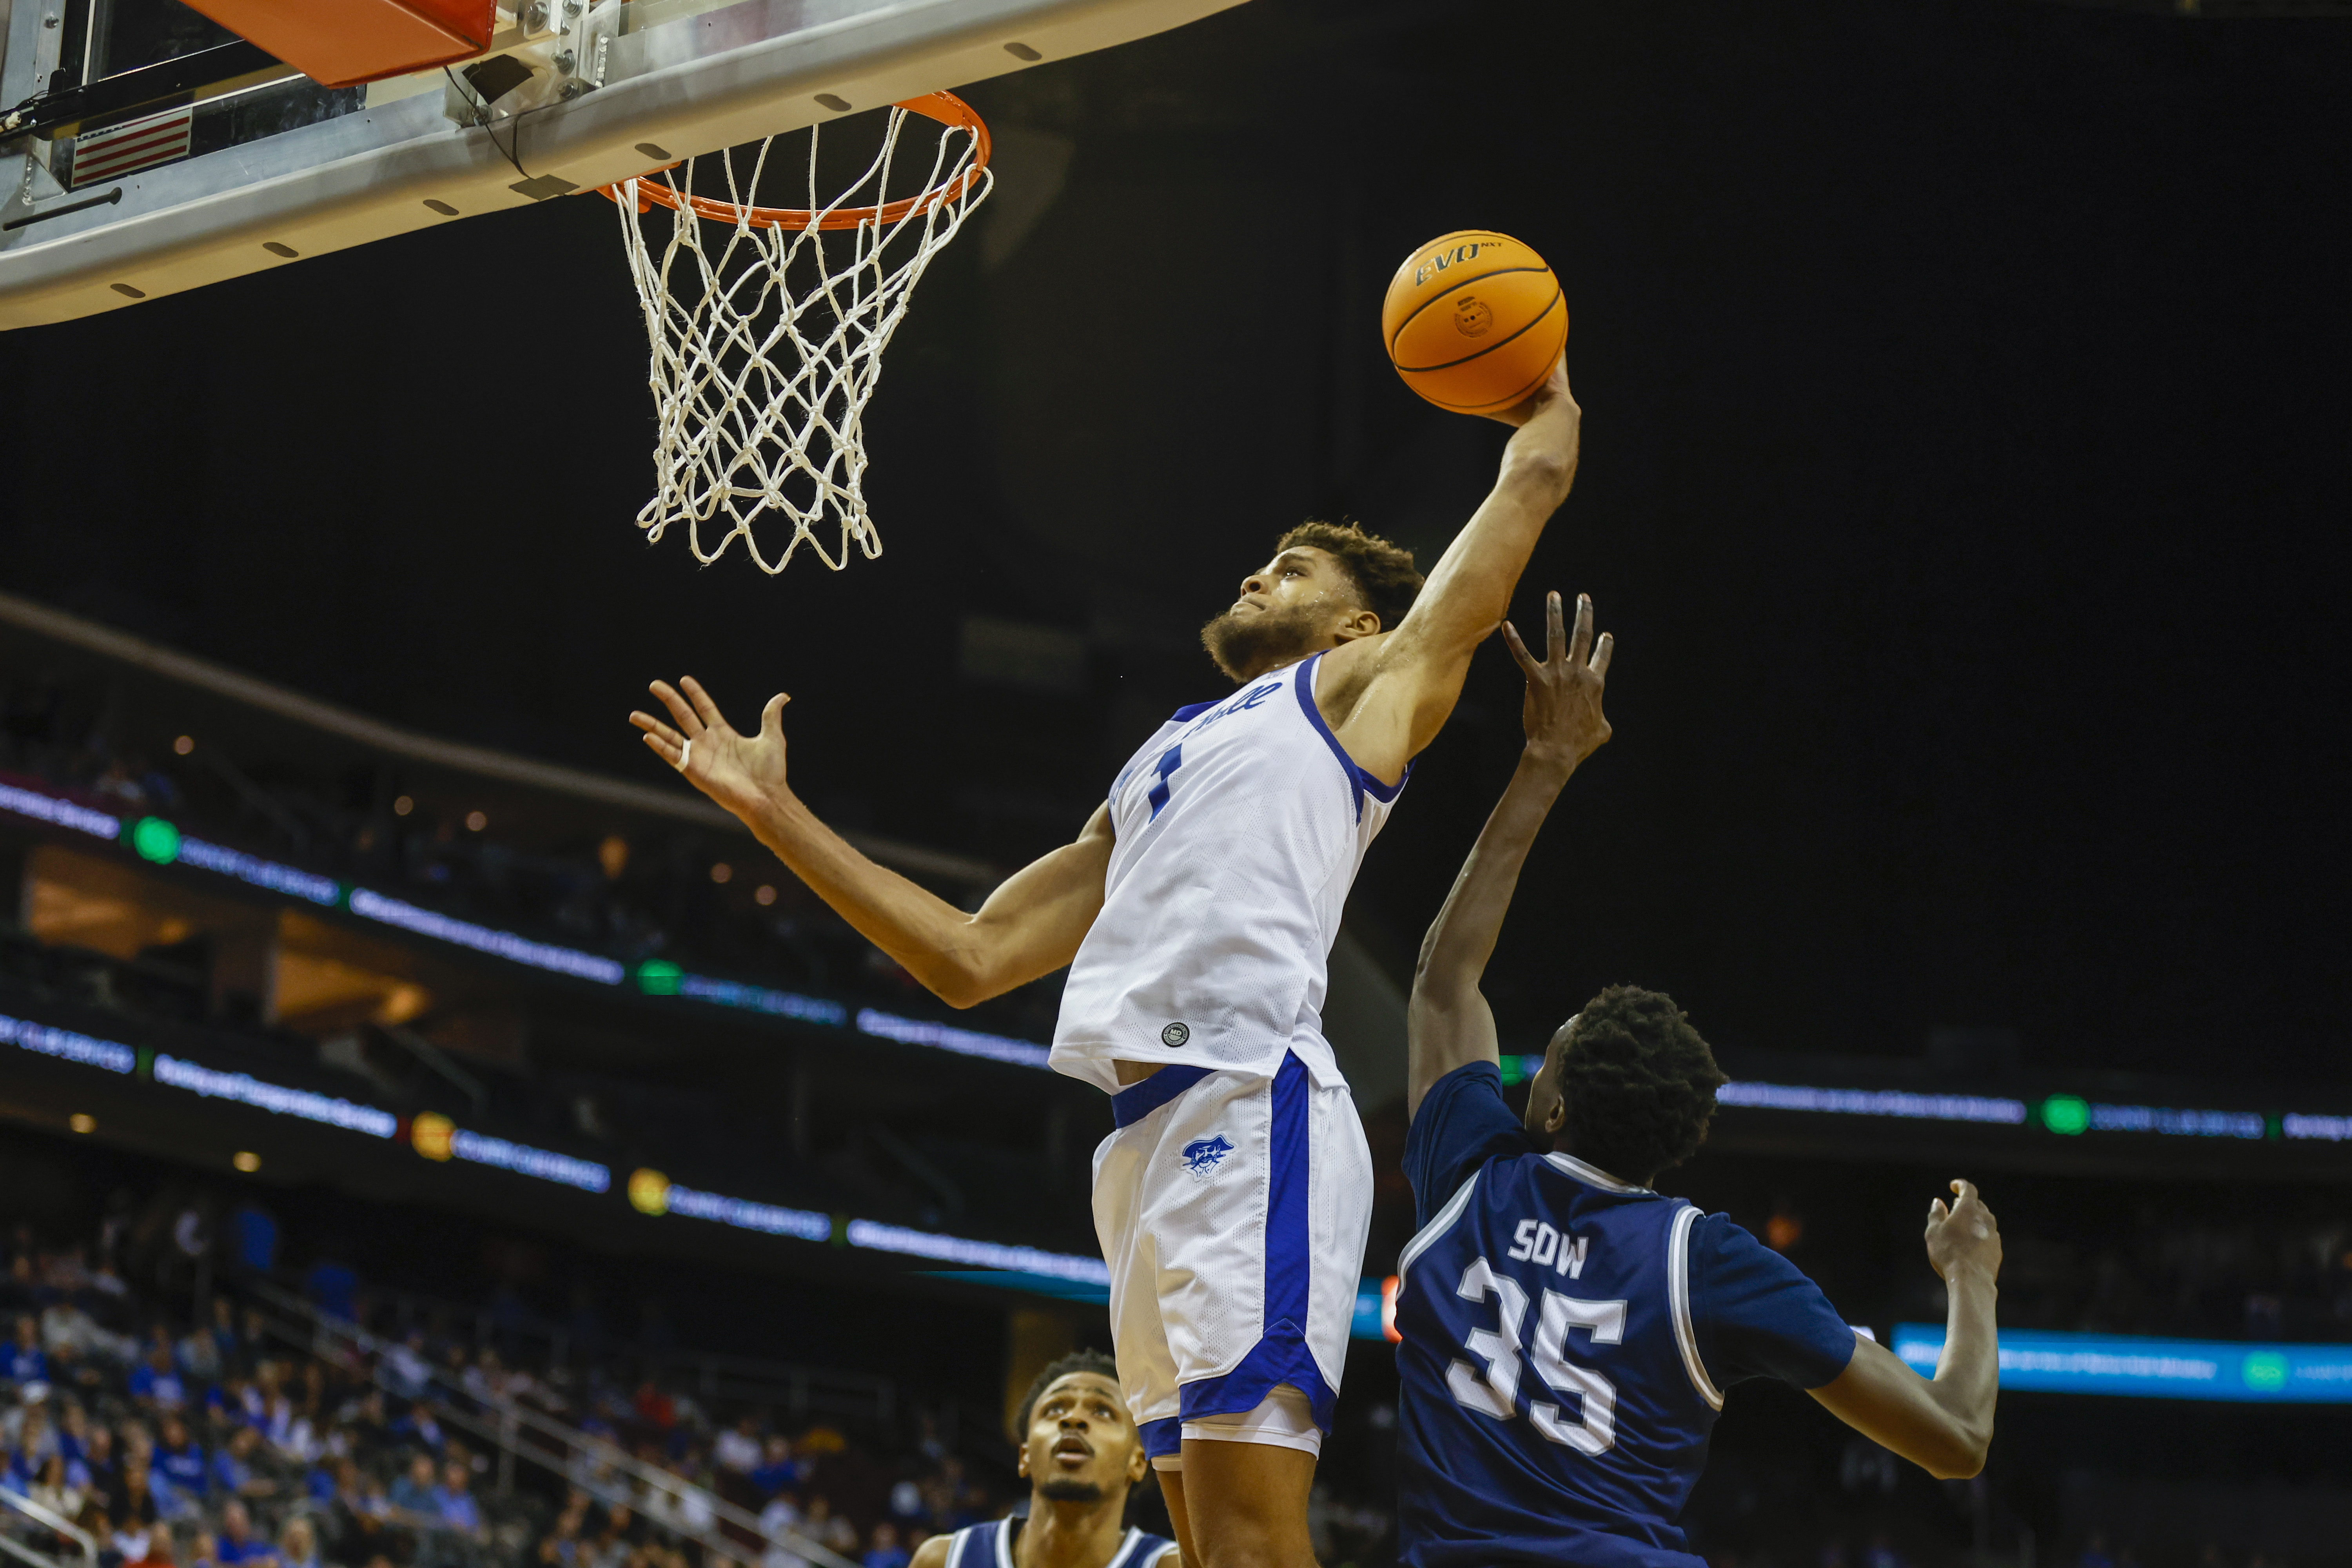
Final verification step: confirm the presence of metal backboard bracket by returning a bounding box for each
[0,0,1245,330]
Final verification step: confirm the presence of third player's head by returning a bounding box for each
[1013,1350,1149,1506]
[1200,521,1424,683]
[1523,985,1728,1186]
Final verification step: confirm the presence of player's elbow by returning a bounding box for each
[1916,1419,1992,1480]
[929,966,993,1011]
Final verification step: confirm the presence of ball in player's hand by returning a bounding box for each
[1381,230,1568,415]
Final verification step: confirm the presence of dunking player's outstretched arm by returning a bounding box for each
[631,680,1111,1009]
[1323,356,1583,784]
[1406,590,1612,1116]
[1809,1180,2003,1479]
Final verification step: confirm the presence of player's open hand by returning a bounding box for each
[630,677,792,822]
[1924,1179,2003,1284]
[1501,590,1612,772]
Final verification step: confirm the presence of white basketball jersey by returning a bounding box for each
[1051,650,1408,1093]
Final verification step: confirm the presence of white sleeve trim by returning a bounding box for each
[1668,1204,1725,1411]
[1397,1169,1484,1288]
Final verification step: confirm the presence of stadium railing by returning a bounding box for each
[0,1485,97,1568]
[240,1282,860,1568]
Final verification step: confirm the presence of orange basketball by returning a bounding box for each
[1381,230,1567,414]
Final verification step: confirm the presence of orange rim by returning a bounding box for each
[597,92,990,231]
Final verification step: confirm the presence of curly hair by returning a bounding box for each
[1553,985,1727,1181]
[1014,1349,1122,1434]
[1276,520,1424,632]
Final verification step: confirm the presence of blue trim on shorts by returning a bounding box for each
[1174,1053,1337,1433]
[1111,1065,1213,1129]
[1138,1416,1184,1460]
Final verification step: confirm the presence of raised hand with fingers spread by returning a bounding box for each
[631,678,793,825]
[1502,588,1613,771]
[1406,590,1615,1114]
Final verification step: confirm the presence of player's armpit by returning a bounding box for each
[930,802,1116,1008]
[1806,1333,1993,1481]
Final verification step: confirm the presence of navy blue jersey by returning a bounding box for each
[1395,1063,1857,1568]
[942,1517,1174,1568]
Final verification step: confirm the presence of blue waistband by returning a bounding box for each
[1111,1064,1214,1128]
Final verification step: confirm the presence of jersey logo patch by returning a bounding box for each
[1161,1022,1190,1047]
[1181,1135,1236,1179]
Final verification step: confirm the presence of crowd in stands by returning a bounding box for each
[0,1208,1034,1568]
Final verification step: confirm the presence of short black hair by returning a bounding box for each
[1014,1350,1121,1435]
[1276,520,1423,632]
[1553,985,1727,1181]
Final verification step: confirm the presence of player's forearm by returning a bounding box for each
[1413,748,1575,1007]
[1924,1264,2000,1467]
[1396,402,1582,661]
[739,787,1005,1005]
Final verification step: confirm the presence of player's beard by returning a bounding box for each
[1036,1478,1107,1504]
[1200,601,1328,682]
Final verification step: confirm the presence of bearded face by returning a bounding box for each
[1199,598,1339,682]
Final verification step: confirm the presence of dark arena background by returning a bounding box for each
[1,3,2350,1568]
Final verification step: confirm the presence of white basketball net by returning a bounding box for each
[611,105,992,573]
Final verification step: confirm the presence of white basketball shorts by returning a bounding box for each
[1090,1049,1374,1467]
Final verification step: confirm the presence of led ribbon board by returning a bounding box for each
[1893,1325,2352,1402]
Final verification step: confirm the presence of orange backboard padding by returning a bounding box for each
[177,0,495,89]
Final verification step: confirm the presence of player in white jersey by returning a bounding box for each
[912,1352,1176,1568]
[630,355,1581,1568]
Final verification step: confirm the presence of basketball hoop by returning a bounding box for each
[604,93,993,574]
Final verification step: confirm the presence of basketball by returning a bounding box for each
[1381,230,1568,415]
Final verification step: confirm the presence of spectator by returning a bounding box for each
[387,1402,444,1454]
[31,1452,83,1519]
[713,1416,761,1477]
[13,1397,59,1469]
[387,1454,437,1517]
[756,1493,806,1568]
[278,1517,320,1568]
[80,1502,121,1568]
[801,1498,855,1556]
[749,1438,797,1499]
[2080,1534,2115,1568]
[82,1426,123,1512]
[117,1462,160,1532]
[151,1417,207,1515]
[862,1523,909,1568]
[383,1334,431,1403]
[115,1515,170,1568]
[632,1383,675,1434]
[7,1315,47,1385]
[213,1500,275,1568]
[129,1341,187,1413]
[433,1459,484,1541]
[209,1426,276,1500]
[586,1504,641,1568]
[535,1503,586,1568]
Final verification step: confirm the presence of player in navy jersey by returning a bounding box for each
[912,1351,1175,1568]
[1394,590,2005,1568]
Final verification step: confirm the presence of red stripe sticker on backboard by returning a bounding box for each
[72,110,194,188]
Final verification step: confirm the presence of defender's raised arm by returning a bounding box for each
[632,677,1111,1009]
[1407,590,1612,1115]
[1809,1180,2004,1479]
[1327,357,1582,783]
